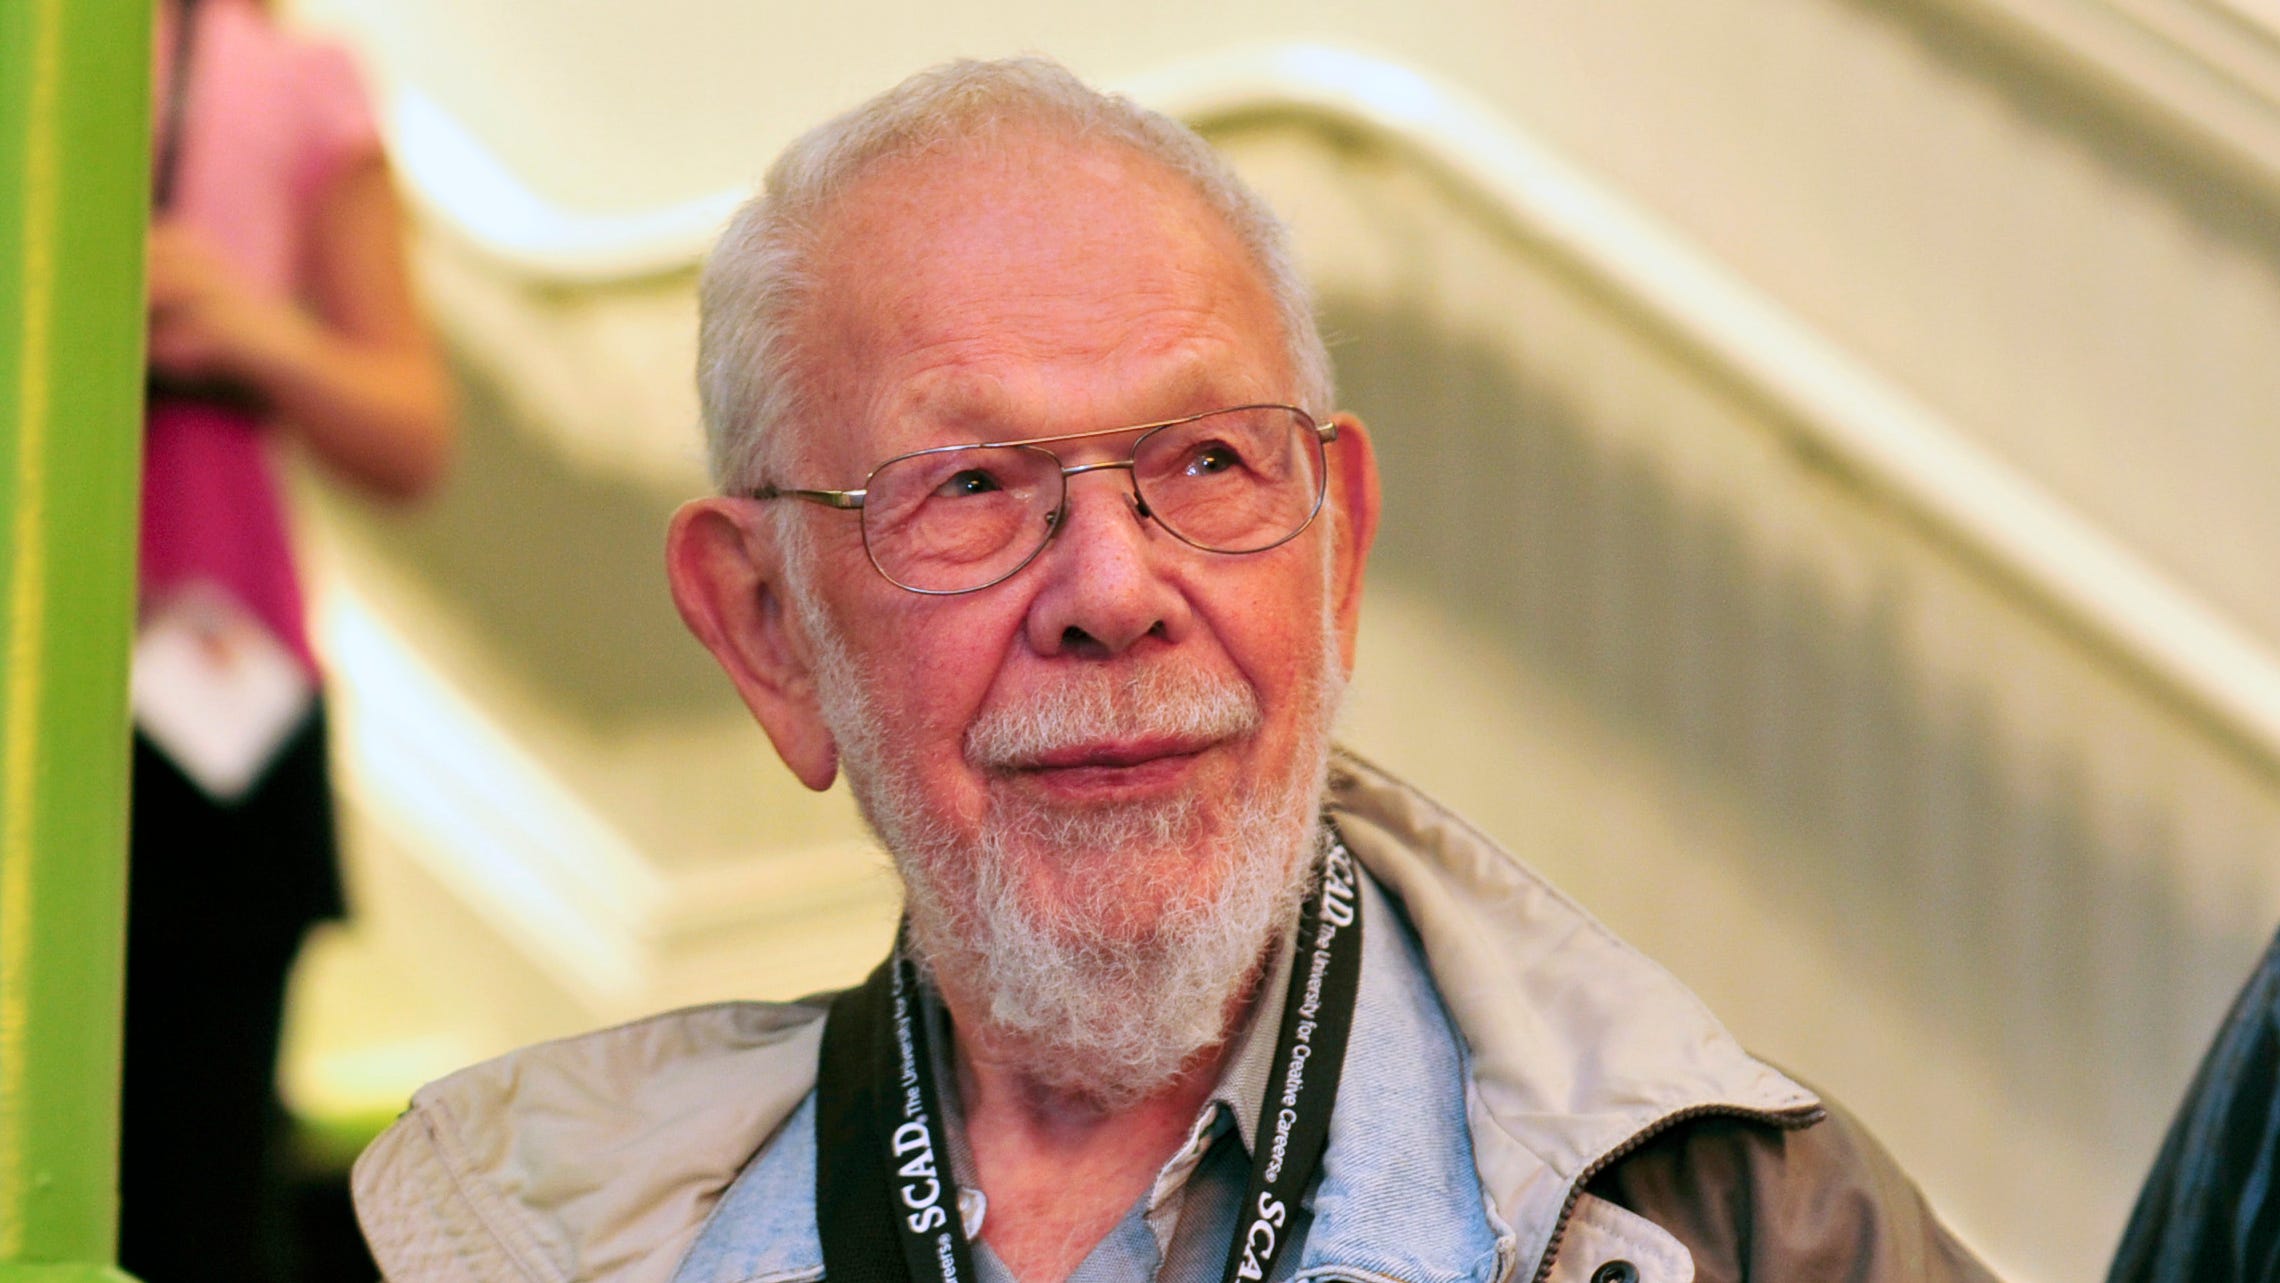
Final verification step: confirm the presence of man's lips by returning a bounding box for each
[996,735,1218,776]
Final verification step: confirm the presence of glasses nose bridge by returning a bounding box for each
[1058,456,1136,483]
[1055,455,1153,522]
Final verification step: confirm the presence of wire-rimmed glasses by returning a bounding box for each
[750,403,1337,595]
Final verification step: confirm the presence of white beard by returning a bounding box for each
[799,590,1345,1109]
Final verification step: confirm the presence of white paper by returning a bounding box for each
[132,583,314,802]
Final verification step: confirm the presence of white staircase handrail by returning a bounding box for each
[384,42,2280,775]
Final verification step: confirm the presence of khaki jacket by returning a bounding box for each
[353,752,1995,1283]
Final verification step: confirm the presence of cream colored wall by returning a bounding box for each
[272,6,2280,1283]
[1227,117,2280,1282]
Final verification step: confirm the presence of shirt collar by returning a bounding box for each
[1296,866,1503,1283]
[1212,907,1293,1156]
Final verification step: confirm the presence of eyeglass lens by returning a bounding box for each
[859,406,1324,593]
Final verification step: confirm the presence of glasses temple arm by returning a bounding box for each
[751,485,867,509]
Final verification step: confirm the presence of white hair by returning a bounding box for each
[695,55,1335,494]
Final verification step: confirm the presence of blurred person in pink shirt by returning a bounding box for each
[126,2,450,1280]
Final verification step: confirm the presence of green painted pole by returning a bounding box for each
[0,0,151,1277]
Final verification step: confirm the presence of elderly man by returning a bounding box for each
[353,57,1993,1283]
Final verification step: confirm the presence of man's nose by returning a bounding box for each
[1021,471,1189,658]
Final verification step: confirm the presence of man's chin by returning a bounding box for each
[937,898,1283,1112]
[895,782,1320,1106]
[969,813,1251,944]
[988,884,1218,958]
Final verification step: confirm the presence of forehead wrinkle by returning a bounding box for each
[801,134,1291,462]
[875,325,1268,436]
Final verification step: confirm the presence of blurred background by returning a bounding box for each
[244,3,2280,1280]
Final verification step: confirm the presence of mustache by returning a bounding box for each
[963,662,1264,768]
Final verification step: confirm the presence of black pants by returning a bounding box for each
[118,707,341,1283]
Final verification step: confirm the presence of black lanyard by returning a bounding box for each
[815,831,1364,1283]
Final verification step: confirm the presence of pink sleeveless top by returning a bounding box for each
[142,0,380,675]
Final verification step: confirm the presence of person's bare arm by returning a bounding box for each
[147,156,453,500]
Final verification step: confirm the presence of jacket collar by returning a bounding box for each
[1326,750,1819,1271]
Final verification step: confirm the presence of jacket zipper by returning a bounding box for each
[1525,1102,1824,1283]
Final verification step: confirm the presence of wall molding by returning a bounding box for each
[390,87,744,283]
[1175,44,2280,774]
[1969,0,2280,197]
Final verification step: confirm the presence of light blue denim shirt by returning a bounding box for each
[671,870,1504,1283]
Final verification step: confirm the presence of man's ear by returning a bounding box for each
[1325,413,1381,673]
[665,497,839,791]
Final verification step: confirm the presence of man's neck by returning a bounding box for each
[939,973,1265,1283]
